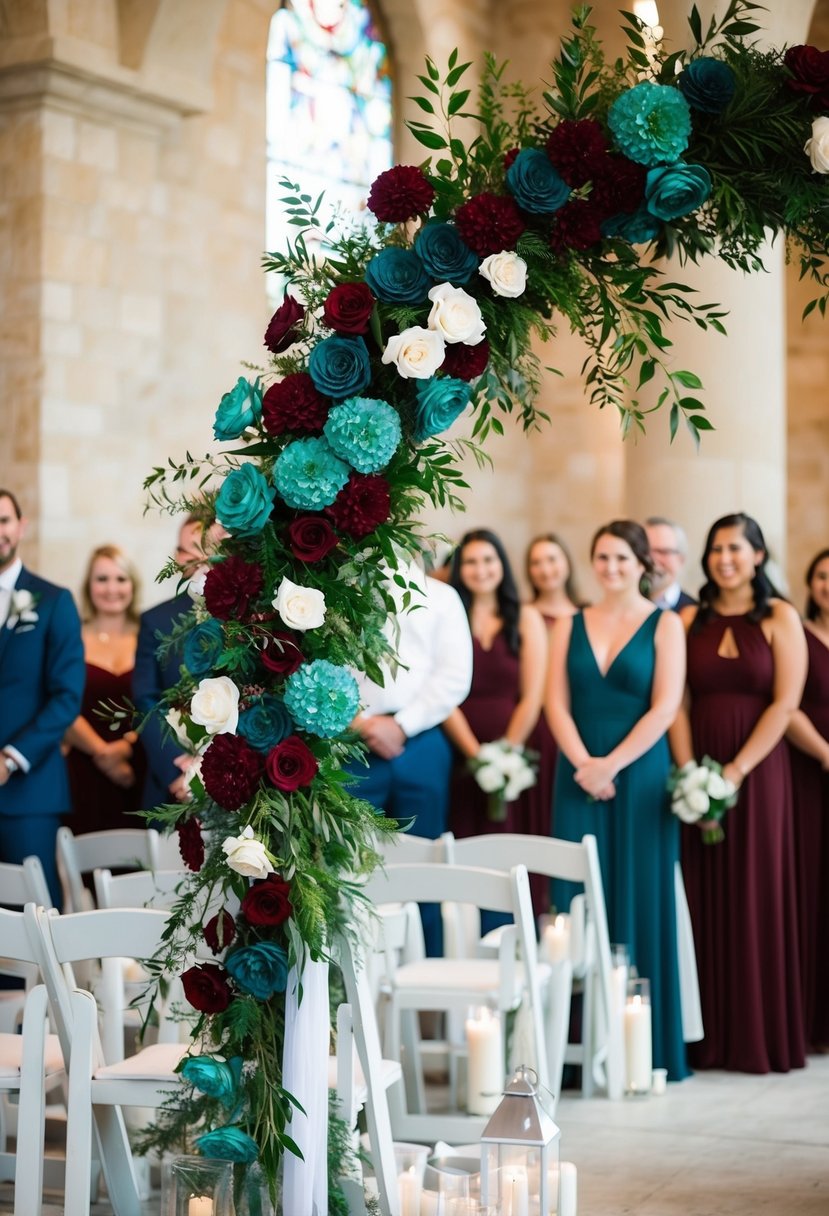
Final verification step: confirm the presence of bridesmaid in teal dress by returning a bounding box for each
[546,520,690,1081]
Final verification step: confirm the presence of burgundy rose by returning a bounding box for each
[264,294,305,353]
[181,963,232,1013]
[546,119,608,187]
[201,734,265,811]
[503,147,521,171]
[455,193,526,257]
[590,154,646,219]
[266,734,319,792]
[322,282,375,335]
[241,874,294,927]
[287,516,339,562]
[441,338,490,382]
[367,165,436,222]
[260,629,304,676]
[203,909,237,955]
[550,200,604,254]
[203,555,264,622]
[177,816,204,872]
[326,473,391,539]
[262,373,330,436]
[784,45,829,110]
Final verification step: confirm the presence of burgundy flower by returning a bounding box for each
[367,165,436,222]
[266,734,319,792]
[322,282,375,336]
[287,516,339,562]
[550,200,605,253]
[264,295,305,353]
[203,910,237,955]
[441,339,490,382]
[201,734,265,811]
[262,373,330,436]
[503,147,521,171]
[784,45,829,110]
[546,119,608,187]
[177,816,204,872]
[455,193,526,257]
[590,154,646,219]
[203,556,264,622]
[241,875,294,927]
[261,629,305,676]
[181,963,232,1013]
[326,473,391,539]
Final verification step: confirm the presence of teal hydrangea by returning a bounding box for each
[323,397,402,473]
[215,463,275,537]
[283,659,360,738]
[608,82,691,167]
[274,437,350,510]
[213,376,262,442]
[414,376,472,440]
[195,1126,259,1163]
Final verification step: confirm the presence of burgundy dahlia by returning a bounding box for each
[203,909,237,955]
[326,473,391,539]
[455,193,526,258]
[784,45,829,110]
[266,734,319,792]
[441,338,490,381]
[262,373,330,435]
[550,199,604,254]
[503,147,521,171]
[181,963,232,1013]
[322,282,375,335]
[590,154,646,219]
[264,294,305,353]
[546,119,608,187]
[241,874,294,927]
[177,816,205,872]
[367,165,435,222]
[260,629,305,676]
[203,555,264,622]
[201,733,264,811]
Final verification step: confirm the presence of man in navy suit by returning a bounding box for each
[645,516,698,611]
[0,489,85,904]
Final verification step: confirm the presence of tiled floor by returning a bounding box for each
[3,1055,828,1213]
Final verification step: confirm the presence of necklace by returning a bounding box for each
[97,632,110,643]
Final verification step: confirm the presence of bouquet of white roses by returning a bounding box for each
[470,739,538,823]
[669,756,738,844]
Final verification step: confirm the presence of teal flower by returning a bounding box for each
[274,437,350,510]
[195,1126,259,1163]
[608,82,691,167]
[678,58,736,114]
[364,247,432,304]
[213,377,262,442]
[601,207,662,245]
[183,619,224,678]
[215,464,275,537]
[323,397,402,473]
[415,223,479,284]
[506,148,570,214]
[308,335,372,400]
[645,162,712,221]
[225,941,289,1000]
[414,376,472,440]
[180,1054,242,1105]
[237,695,293,752]
[283,659,360,738]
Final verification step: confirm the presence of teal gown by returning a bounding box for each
[551,610,689,1081]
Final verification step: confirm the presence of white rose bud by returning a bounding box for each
[476,742,502,765]
[686,788,711,815]
[505,769,535,800]
[427,283,487,345]
[183,754,204,799]
[805,116,829,173]
[189,675,240,736]
[382,326,446,378]
[672,796,699,824]
[479,251,528,298]
[273,577,326,631]
[222,826,275,880]
[498,750,526,778]
[187,567,208,602]
[475,764,504,793]
[683,766,710,791]
[705,772,728,801]
[165,707,192,748]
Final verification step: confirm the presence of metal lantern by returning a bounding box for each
[480,1066,560,1216]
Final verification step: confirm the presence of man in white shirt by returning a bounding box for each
[645,516,697,611]
[350,558,473,954]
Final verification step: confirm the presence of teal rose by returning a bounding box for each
[183,619,224,678]
[415,223,479,284]
[414,376,472,441]
[195,1126,259,1164]
[678,58,736,114]
[601,207,662,245]
[506,148,570,214]
[225,941,289,1000]
[213,377,262,442]
[308,335,372,400]
[645,162,712,221]
[180,1054,241,1105]
[364,248,432,304]
[237,695,293,752]
[215,464,275,537]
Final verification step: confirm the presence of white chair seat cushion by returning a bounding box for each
[94,1041,187,1081]
[0,1032,64,1078]
[392,957,549,993]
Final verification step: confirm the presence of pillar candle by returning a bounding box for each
[541,914,570,963]
[465,1006,503,1116]
[398,1167,422,1216]
[624,994,652,1093]
[502,1167,529,1216]
[188,1199,213,1216]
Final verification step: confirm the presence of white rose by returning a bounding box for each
[682,766,709,791]
[273,577,326,631]
[686,788,710,815]
[165,708,192,748]
[187,567,208,601]
[479,251,528,298]
[672,796,699,824]
[189,676,240,736]
[11,589,34,612]
[427,283,487,345]
[382,326,446,379]
[805,116,829,173]
[476,742,502,765]
[505,769,536,800]
[705,772,728,801]
[498,750,527,778]
[475,763,505,793]
[221,826,275,880]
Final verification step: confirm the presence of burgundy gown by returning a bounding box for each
[681,613,805,1073]
[789,627,829,1050]
[66,663,146,834]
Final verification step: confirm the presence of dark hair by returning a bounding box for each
[590,520,654,576]
[526,533,580,605]
[450,529,522,655]
[694,512,777,629]
[0,490,22,519]
[805,547,829,621]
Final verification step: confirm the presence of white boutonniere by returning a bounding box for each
[7,588,39,632]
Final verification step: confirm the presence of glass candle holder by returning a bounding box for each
[539,913,570,963]
[161,1156,234,1216]
[423,1158,481,1215]
[465,1004,503,1116]
[624,977,652,1095]
[394,1143,428,1216]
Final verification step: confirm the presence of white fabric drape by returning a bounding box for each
[281,958,329,1216]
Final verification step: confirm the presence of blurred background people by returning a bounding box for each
[645,516,696,610]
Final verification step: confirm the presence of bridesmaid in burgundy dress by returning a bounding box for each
[787,548,829,1051]
[526,534,579,846]
[671,514,807,1073]
[65,545,145,833]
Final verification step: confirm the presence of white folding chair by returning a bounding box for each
[93,866,187,912]
[56,826,161,913]
[0,856,53,1031]
[375,830,454,864]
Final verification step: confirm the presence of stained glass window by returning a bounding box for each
[266,0,393,297]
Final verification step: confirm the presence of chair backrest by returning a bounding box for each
[56,826,161,912]
[94,868,187,911]
[0,856,53,909]
[375,831,454,865]
[0,904,41,968]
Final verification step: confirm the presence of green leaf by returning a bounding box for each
[446,62,473,87]
[416,74,440,96]
[672,370,703,389]
[447,89,471,116]
[426,57,439,81]
[409,94,435,115]
[410,129,448,151]
[689,415,715,430]
[448,47,458,70]
[669,402,680,443]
